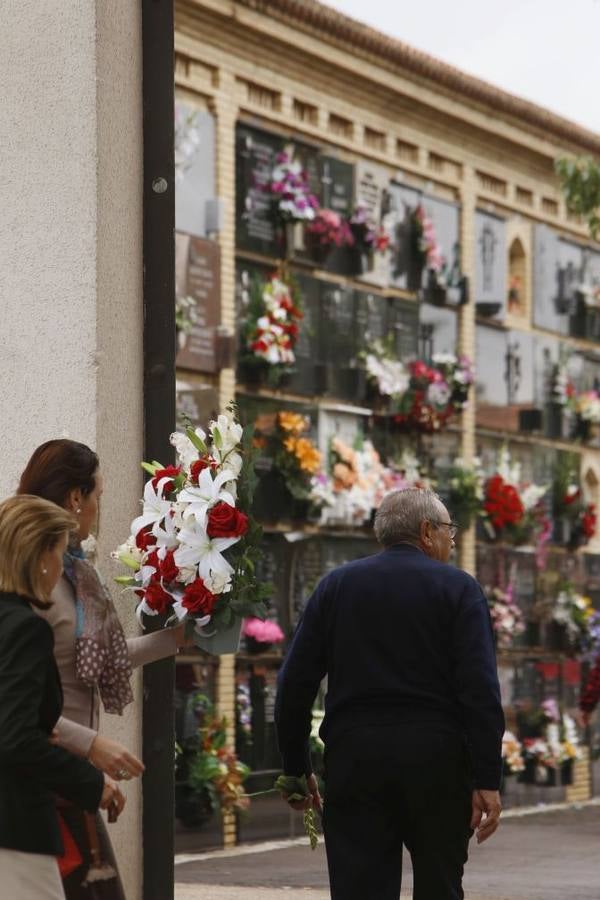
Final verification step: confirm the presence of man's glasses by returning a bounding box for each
[431,520,459,539]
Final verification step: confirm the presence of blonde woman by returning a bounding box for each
[0,495,123,900]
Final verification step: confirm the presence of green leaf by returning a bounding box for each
[141,461,160,476]
[118,553,142,571]
[114,575,137,586]
[185,426,208,455]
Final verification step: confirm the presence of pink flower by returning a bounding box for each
[243,617,285,643]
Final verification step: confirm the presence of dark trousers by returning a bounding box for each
[322,722,472,900]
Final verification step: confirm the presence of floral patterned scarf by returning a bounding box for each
[63,543,134,715]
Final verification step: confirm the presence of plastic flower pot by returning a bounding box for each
[244,635,273,655]
[560,759,574,786]
[475,301,502,318]
[553,517,573,546]
[422,269,447,307]
[252,469,289,523]
[175,783,214,829]
[546,621,569,653]
[238,357,267,388]
[573,416,591,442]
[517,758,536,785]
[194,616,243,655]
[545,403,565,439]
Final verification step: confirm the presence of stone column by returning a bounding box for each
[211,68,239,848]
[1,3,144,896]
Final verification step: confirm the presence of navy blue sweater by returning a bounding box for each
[275,544,505,790]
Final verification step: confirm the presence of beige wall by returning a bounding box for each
[1,2,144,897]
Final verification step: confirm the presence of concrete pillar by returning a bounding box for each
[1,3,144,896]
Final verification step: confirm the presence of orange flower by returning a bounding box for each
[278,411,307,434]
[333,461,357,491]
[284,436,298,455]
[331,437,357,466]
[294,437,322,474]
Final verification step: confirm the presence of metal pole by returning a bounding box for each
[141,2,176,898]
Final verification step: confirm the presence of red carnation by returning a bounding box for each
[151,465,181,495]
[207,501,249,539]
[135,527,157,551]
[145,549,160,572]
[484,475,524,530]
[159,550,179,584]
[182,578,218,616]
[144,582,173,615]
[582,504,597,539]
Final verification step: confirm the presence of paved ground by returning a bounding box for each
[175,803,600,900]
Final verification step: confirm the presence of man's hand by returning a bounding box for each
[284,773,322,814]
[88,735,145,781]
[470,789,501,844]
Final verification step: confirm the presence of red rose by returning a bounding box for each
[190,457,217,483]
[136,527,156,551]
[144,582,173,615]
[151,465,181,495]
[207,501,249,539]
[159,550,179,584]
[182,578,218,616]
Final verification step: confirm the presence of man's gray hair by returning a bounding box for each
[373,488,444,547]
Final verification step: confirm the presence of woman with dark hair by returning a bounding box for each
[0,494,123,900]
[18,439,186,900]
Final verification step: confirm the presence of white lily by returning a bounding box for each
[178,468,236,528]
[170,428,206,469]
[221,451,243,479]
[134,563,159,589]
[174,527,239,582]
[153,511,179,554]
[211,412,243,456]
[130,479,173,537]
[136,598,158,626]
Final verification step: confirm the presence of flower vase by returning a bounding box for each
[244,635,272,655]
[560,759,574,786]
[545,403,564,439]
[517,758,536,785]
[573,416,591,442]
[194,616,243,655]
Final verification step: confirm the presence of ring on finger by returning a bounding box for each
[116,768,129,780]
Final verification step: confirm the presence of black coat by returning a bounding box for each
[275,544,505,789]
[0,591,104,855]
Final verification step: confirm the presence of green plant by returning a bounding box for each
[555,156,600,239]
[184,694,251,815]
[447,459,484,529]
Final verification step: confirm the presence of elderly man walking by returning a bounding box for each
[275,488,504,900]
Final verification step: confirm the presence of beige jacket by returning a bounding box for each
[37,575,178,757]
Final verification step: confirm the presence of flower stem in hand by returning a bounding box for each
[274,775,320,850]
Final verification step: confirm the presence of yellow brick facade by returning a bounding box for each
[175,0,600,843]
